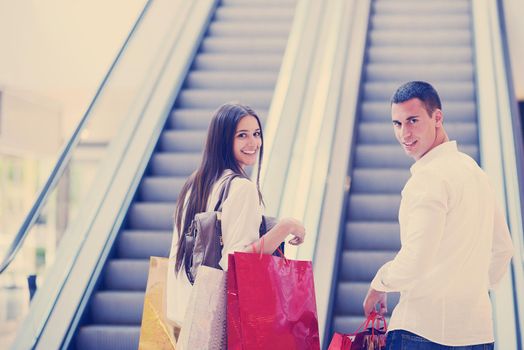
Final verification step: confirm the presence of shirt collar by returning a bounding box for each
[410,141,458,174]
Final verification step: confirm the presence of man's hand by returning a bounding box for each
[363,287,387,316]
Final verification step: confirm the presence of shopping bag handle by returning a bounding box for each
[353,311,387,336]
[250,239,289,264]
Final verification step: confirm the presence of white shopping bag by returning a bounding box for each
[177,265,226,350]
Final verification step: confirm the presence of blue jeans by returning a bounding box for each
[386,330,494,350]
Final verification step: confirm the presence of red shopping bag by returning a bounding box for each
[328,312,387,350]
[227,252,320,350]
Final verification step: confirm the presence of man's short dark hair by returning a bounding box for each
[391,81,442,116]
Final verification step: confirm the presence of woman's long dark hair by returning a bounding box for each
[173,102,264,273]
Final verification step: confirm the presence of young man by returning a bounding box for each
[363,81,514,349]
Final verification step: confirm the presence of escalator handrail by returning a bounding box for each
[496,0,524,256]
[0,0,153,275]
[494,0,524,346]
[472,0,524,348]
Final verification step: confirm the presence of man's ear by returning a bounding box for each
[434,109,443,127]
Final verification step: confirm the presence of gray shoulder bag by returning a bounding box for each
[183,175,279,285]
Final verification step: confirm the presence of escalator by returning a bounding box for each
[73,0,297,349]
[329,0,480,336]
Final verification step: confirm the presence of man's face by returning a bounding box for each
[391,98,443,160]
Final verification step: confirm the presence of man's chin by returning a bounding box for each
[403,149,419,160]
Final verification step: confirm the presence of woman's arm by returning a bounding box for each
[220,177,305,267]
[245,217,305,254]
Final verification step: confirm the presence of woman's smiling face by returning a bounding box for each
[233,115,262,169]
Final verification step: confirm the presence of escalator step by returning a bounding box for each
[347,194,401,221]
[91,291,144,325]
[193,53,282,71]
[368,46,472,63]
[139,176,186,202]
[76,325,140,350]
[176,89,273,109]
[201,37,288,54]
[344,222,401,251]
[168,108,269,130]
[339,251,398,282]
[104,260,150,291]
[150,152,201,177]
[127,202,176,230]
[159,130,207,152]
[363,82,474,101]
[351,168,410,194]
[365,63,473,82]
[373,1,469,14]
[185,71,278,89]
[214,7,295,21]
[208,22,291,37]
[369,29,471,46]
[117,230,172,259]
[371,14,470,30]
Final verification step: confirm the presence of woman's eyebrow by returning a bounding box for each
[236,128,261,133]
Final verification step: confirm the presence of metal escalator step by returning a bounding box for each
[360,101,477,122]
[339,251,398,282]
[345,222,401,251]
[354,144,479,168]
[354,145,414,168]
[168,108,269,130]
[176,89,273,109]
[127,202,175,230]
[76,325,140,350]
[193,53,282,71]
[331,316,368,335]
[369,30,471,46]
[117,230,172,259]
[373,1,469,14]
[347,194,401,221]
[365,63,473,82]
[214,7,295,22]
[139,176,186,202]
[186,71,278,89]
[371,14,470,30]
[363,82,474,101]
[367,46,472,63]
[334,282,400,317]
[104,260,150,291]
[351,168,410,194]
[201,37,288,54]
[208,22,291,37]
[221,0,296,7]
[159,130,206,152]
[358,122,478,145]
[91,291,144,325]
[150,152,201,177]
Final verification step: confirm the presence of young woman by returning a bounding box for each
[166,102,306,326]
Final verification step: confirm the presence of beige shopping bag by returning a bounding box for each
[138,256,178,350]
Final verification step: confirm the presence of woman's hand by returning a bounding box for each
[363,287,387,316]
[279,217,306,245]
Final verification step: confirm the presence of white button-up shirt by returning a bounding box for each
[371,141,514,346]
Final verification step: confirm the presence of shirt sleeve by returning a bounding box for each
[218,177,262,270]
[371,173,448,292]
[489,202,514,288]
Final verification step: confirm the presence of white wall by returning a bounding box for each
[0,90,61,155]
[0,0,147,153]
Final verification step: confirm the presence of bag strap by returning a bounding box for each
[213,174,239,212]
